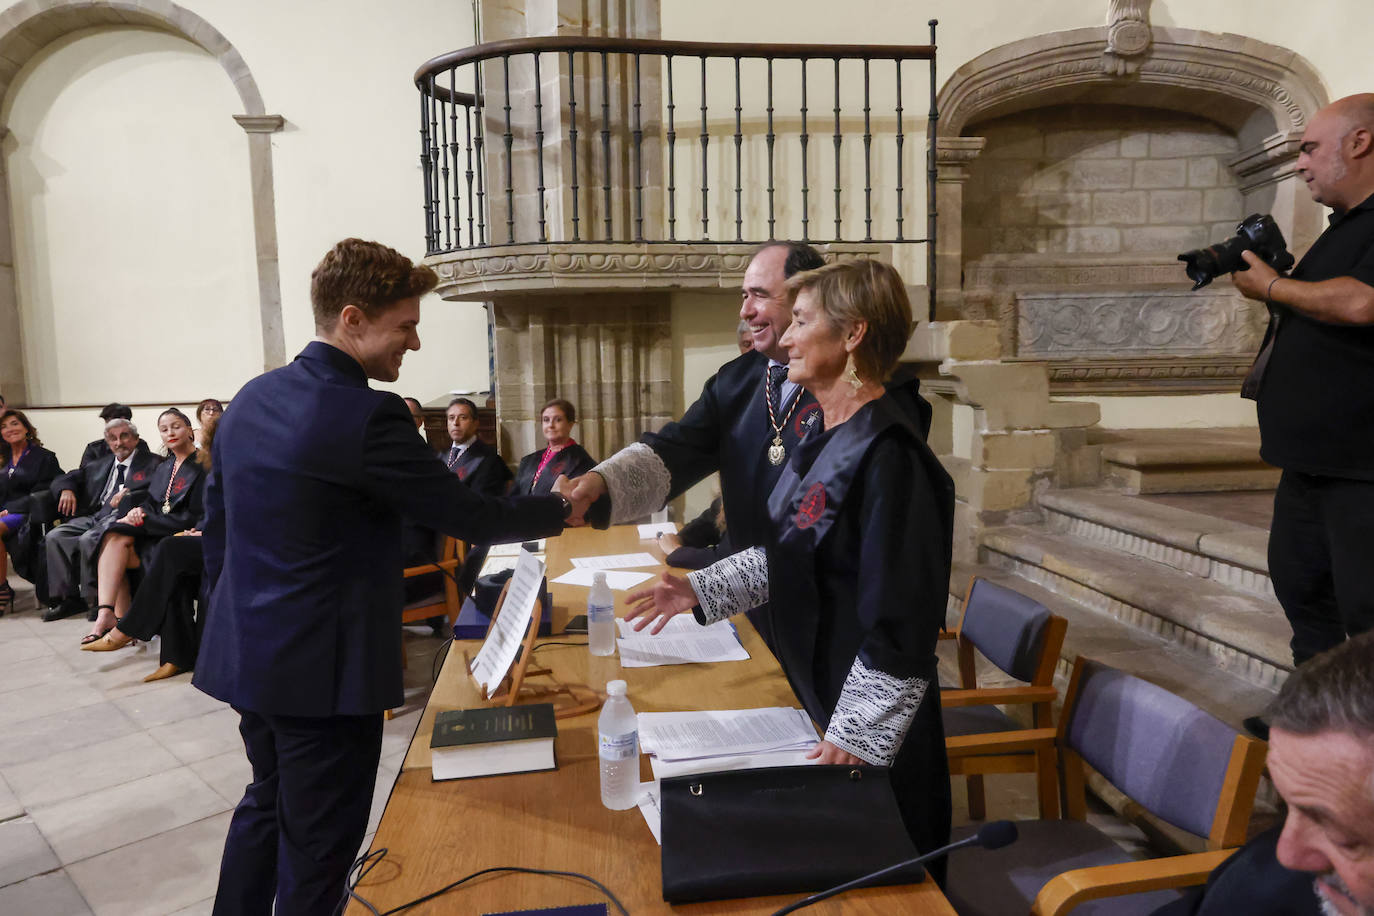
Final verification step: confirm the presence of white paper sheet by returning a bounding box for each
[550,568,654,590]
[570,552,660,569]
[648,747,819,782]
[468,549,544,694]
[478,553,545,578]
[637,707,820,760]
[637,782,662,845]
[637,522,678,539]
[616,631,749,667]
[616,616,735,639]
[487,539,546,557]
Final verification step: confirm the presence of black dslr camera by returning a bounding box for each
[1178,213,1295,290]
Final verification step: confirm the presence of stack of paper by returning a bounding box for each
[615,615,749,667]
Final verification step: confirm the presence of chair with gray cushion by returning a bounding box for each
[944,656,1267,916]
[942,576,1067,819]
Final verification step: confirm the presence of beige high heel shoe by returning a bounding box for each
[82,627,133,652]
[143,662,183,682]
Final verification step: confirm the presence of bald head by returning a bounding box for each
[1298,94,1374,211]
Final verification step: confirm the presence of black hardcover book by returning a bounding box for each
[430,703,558,781]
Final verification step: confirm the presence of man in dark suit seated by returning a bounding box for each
[1153,632,1374,916]
[444,396,511,496]
[42,418,157,621]
[194,238,572,916]
[77,403,133,469]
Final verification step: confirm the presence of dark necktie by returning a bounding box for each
[769,364,789,417]
[448,445,460,469]
[103,463,126,504]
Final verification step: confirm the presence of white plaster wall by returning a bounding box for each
[4,27,260,406]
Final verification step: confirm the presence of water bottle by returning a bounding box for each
[598,679,639,810]
[588,571,616,657]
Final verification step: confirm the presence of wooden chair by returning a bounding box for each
[944,656,1268,916]
[386,537,467,720]
[940,576,1068,820]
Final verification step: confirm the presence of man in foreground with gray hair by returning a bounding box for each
[1154,632,1374,915]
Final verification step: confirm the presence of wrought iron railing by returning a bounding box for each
[415,27,939,304]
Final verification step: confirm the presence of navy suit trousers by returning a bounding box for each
[212,709,382,916]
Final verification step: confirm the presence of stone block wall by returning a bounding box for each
[963,105,1244,262]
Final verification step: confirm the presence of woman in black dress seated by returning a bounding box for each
[0,409,63,613]
[626,259,955,867]
[512,398,596,495]
[83,415,217,681]
[81,408,206,645]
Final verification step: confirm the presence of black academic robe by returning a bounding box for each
[78,437,110,470]
[0,445,63,516]
[665,496,733,570]
[764,381,955,864]
[107,452,207,563]
[449,437,513,497]
[513,442,596,495]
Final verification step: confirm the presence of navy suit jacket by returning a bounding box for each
[193,342,566,717]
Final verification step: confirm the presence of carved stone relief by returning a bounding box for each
[1016,289,1264,358]
[1103,0,1152,76]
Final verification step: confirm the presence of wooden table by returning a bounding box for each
[351,526,957,915]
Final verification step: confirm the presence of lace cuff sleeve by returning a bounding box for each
[686,547,769,623]
[593,443,672,525]
[824,657,928,766]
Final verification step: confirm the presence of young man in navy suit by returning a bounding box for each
[195,238,572,916]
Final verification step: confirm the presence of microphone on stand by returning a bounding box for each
[769,820,1019,916]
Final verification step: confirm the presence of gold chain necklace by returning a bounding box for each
[764,366,802,466]
[162,453,187,513]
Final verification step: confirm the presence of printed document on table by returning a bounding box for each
[570,552,660,569]
[649,747,819,782]
[637,782,662,845]
[617,630,749,667]
[637,522,678,539]
[488,539,546,557]
[638,707,819,760]
[550,568,654,590]
[479,553,544,578]
[616,615,736,639]
[469,549,544,693]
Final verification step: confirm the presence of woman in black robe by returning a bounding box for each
[512,398,596,495]
[627,259,954,868]
[0,409,63,612]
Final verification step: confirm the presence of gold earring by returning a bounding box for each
[846,357,863,391]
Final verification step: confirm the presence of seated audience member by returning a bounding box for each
[403,397,426,430]
[513,398,596,496]
[0,409,63,613]
[193,398,224,448]
[79,403,133,469]
[82,408,205,644]
[84,417,219,680]
[658,496,732,570]
[42,418,157,621]
[737,318,754,354]
[1152,632,1374,916]
[445,397,512,496]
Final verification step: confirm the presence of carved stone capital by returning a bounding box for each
[1228,130,1305,192]
[425,241,891,301]
[233,114,285,134]
[936,136,987,184]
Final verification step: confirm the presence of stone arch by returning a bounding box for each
[0,0,285,403]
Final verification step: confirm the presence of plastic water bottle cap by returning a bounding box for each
[593,571,608,584]
[606,679,627,696]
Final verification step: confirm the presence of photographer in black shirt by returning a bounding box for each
[1231,93,1374,664]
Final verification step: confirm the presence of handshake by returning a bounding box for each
[550,472,605,527]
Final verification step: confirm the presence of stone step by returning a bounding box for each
[946,562,1278,735]
[978,524,1291,689]
[1039,487,1273,600]
[1093,427,1280,494]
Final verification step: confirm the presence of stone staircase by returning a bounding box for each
[1094,427,1281,494]
[951,485,1288,732]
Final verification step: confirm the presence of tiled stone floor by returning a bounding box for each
[0,579,443,916]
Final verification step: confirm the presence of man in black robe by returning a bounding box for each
[565,241,826,646]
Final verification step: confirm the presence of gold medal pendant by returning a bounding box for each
[768,437,785,466]
[163,499,171,513]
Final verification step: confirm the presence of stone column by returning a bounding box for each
[0,125,24,405]
[232,114,287,371]
[934,136,986,320]
[453,0,669,460]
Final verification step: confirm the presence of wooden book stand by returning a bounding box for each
[464,579,601,720]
